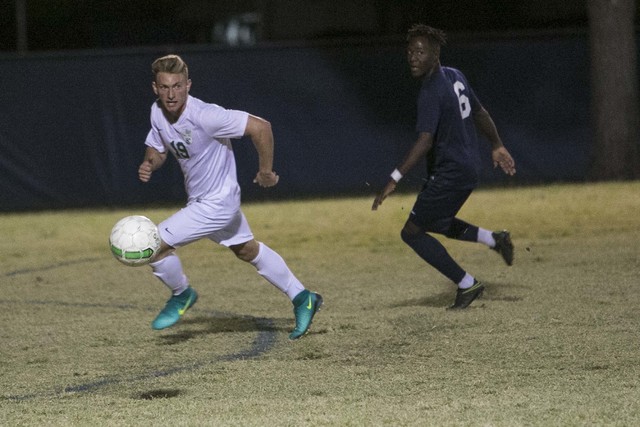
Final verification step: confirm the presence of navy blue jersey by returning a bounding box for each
[416,66,482,189]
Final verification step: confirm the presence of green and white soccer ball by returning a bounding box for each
[109,215,161,266]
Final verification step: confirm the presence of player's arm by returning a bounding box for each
[372,132,433,210]
[473,106,516,176]
[244,114,279,187]
[138,146,167,183]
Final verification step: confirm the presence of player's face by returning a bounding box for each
[407,36,439,78]
[153,72,191,120]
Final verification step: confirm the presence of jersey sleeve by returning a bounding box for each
[145,103,167,152]
[199,104,249,139]
[144,127,165,153]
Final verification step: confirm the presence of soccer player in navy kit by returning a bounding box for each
[372,24,516,309]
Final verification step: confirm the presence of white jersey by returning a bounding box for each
[145,95,249,204]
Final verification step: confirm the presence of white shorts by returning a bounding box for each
[158,198,254,248]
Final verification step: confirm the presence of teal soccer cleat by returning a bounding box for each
[289,290,323,340]
[152,287,198,330]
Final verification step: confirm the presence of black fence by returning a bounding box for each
[0,33,593,211]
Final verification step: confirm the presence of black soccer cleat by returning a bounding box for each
[492,230,514,266]
[448,281,484,310]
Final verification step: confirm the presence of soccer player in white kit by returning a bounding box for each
[138,54,322,340]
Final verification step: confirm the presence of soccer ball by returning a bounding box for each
[109,215,161,267]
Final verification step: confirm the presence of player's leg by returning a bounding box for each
[217,211,322,340]
[150,241,188,295]
[424,188,514,266]
[404,184,484,308]
[401,219,467,285]
[147,204,221,330]
[229,239,304,300]
[149,250,198,330]
[443,219,514,265]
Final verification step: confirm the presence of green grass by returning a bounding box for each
[1,182,639,426]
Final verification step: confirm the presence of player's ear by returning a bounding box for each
[186,79,192,92]
[152,81,159,96]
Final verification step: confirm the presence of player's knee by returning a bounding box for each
[230,240,259,262]
[400,228,412,244]
[152,241,174,262]
[401,224,421,244]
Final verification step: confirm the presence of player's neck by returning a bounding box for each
[159,97,188,123]
[425,61,441,79]
[162,105,187,124]
[163,110,181,124]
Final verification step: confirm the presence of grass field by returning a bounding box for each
[1,182,639,426]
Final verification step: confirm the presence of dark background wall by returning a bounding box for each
[0,1,636,211]
[0,33,593,211]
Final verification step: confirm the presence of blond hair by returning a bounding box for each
[151,54,189,80]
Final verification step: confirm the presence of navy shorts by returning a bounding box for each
[408,176,473,233]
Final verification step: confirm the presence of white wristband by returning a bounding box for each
[390,169,403,183]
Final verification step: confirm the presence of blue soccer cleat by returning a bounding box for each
[152,287,198,330]
[289,290,323,340]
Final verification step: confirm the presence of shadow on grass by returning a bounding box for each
[394,291,454,308]
[135,388,182,400]
[157,313,289,346]
[391,282,523,308]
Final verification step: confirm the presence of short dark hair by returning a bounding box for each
[407,24,447,48]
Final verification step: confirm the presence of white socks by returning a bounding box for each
[150,253,189,295]
[149,243,305,301]
[457,228,494,288]
[477,228,496,248]
[458,272,475,289]
[250,242,305,300]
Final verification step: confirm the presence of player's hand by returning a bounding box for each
[253,170,279,187]
[138,161,153,183]
[492,147,516,176]
[372,180,397,211]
